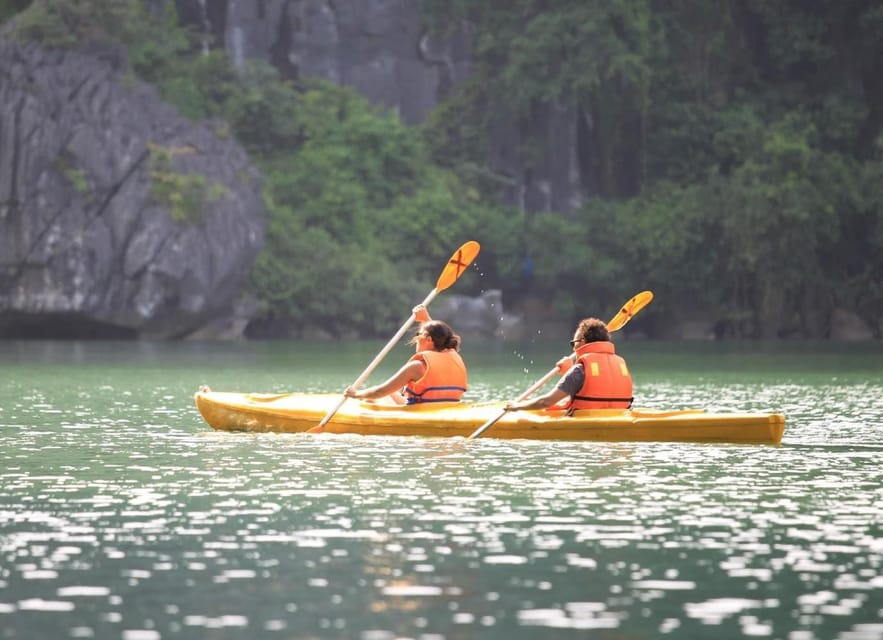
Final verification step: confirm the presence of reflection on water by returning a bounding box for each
[1,340,882,639]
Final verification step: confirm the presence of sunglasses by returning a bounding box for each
[569,338,583,347]
[410,332,432,344]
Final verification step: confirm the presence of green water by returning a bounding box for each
[1,340,882,640]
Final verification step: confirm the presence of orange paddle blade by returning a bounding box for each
[435,241,480,291]
[607,290,653,332]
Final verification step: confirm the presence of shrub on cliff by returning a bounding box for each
[249,77,492,337]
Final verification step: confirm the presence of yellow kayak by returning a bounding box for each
[194,388,785,444]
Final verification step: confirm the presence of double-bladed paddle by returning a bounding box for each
[308,241,481,434]
[466,290,654,440]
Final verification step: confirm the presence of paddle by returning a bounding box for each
[308,241,481,434]
[466,290,654,440]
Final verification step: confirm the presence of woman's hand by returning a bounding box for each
[413,304,431,323]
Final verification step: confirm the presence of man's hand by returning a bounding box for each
[556,356,573,374]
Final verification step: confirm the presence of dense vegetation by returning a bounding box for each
[5,0,882,338]
[423,0,883,337]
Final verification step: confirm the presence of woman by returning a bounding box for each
[504,317,632,412]
[344,305,468,405]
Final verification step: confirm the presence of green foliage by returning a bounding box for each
[8,0,517,335]
[251,222,417,337]
[221,62,304,154]
[423,0,883,337]
[535,112,883,337]
[249,79,504,336]
[54,152,89,193]
[424,0,655,197]
[127,2,192,78]
[10,0,883,337]
[0,0,30,23]
[520,187,709,323]
[9,0,148,50]
[147,144,220,225]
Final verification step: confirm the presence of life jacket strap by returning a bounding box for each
[572,394,633,407]
[406,385,467,404]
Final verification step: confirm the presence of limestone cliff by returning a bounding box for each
[0,38,265,339]
[0,0,584,341]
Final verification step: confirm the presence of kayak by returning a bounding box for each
[193,388,786,444]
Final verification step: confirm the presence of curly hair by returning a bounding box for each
[575,317,610,343]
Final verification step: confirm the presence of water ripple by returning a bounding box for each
[1,342,881,639]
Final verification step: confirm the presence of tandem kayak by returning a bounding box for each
[194,388,786,444]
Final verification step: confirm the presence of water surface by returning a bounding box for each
[1,340,881,639]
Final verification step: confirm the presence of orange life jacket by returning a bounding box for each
[568,341,633,409]
[404,349,467,404]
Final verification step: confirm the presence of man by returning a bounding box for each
[505,317,632,412]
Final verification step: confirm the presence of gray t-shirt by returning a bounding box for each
[556,363,585,398]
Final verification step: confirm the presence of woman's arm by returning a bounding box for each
[345,360,426,400]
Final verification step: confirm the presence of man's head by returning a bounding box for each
[570,317,610,350]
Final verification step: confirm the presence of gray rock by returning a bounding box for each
[432,289,505,338]
[221,0,473,125]
[0,38,265,338]
[829,308,874,341]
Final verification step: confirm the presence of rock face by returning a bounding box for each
[177,0,583,214]
[829,308,874,341]
[0,38,265,339]
[219,0,473,125]
[431,290,509,339]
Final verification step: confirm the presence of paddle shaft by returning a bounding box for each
[465,363,563,440]
[314,286,442,430]
[309,241,480,433]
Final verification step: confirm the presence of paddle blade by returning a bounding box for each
[435,241,480,291]
[607,290,653,332]
[311,241,480,434]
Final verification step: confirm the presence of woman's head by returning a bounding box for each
[411,320,461,352]
[570,317,610,350]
